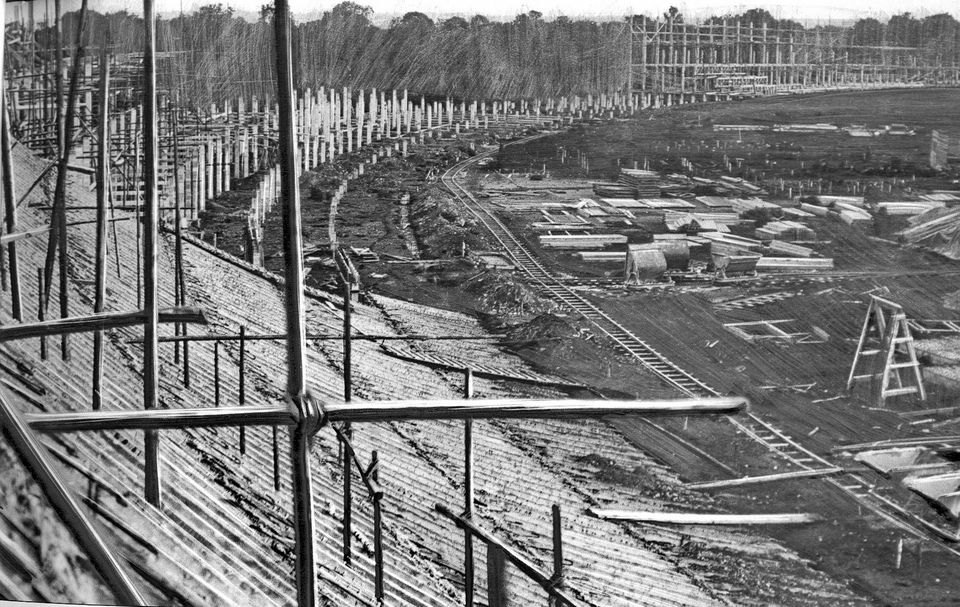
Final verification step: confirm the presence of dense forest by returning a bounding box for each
[35,4,960,105]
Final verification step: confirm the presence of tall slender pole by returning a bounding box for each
[92,42,110,411]
[2,105,22,321]
[342,277,352,566]
[464,367,474,607]
[372,450,384,604]
[142,0,161,508]
[37,268,47,360]
[550,504,563,607]
[274,0,317,604]
[239,324,246,455]
[173,106,183,366]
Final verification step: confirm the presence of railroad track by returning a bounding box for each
[443,138,960,555]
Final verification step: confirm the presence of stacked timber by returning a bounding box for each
[592,183,637,198]
[624,246,668,282]
[699,232,763,255]
[875,201,946,216]
[695,196,735,210]
[764,240,815,257]
[628,241,690,269]
[713,253,761,276]
[729,198,781,215]
[538,234,627,249]
[813,195,865,207]
[664,211,739,231]
[618,168,660,197]
[755,221,816,242]
[899,208,960,259]
[756,257,834,270]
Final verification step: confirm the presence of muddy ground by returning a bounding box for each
[198,89,960,606]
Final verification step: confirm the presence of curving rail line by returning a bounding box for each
[443,135,960,556]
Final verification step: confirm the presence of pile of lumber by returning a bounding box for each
[713,253,761,276]
[875,200,946,216]
[592,183,637,198]
[637,198,695,209]
[729,197,781,215]
[700,232,762,255]
[764,240,815,257]
[755,220,816,242]
[539,234,627,250]
[618,168,660,197]
[755,257,834,270]
[664,211,739,232]
[899,208,960,259]
[695,196,735,209]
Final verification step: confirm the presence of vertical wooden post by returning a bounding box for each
[92,42,110,411]
[214,340,220,407]
[549,504,564,606]
[142,0,162,508]
[372,450,384,604]
[37,268,47,360]
[487,544,507,607]
[342,276,352,566]
[2,106,22,321]
[464,367,475,607]
[274,0,317,604]
[173,107,184,367]
[45,0,89,362]
[239,325,246,455]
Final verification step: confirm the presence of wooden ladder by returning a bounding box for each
[846,295,927,407]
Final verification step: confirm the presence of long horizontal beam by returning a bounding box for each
[128,332,501,344]
[435,503,588,607]
[0,306,206,341]
[0,217,130,246]
[0,389,147,605]
[324,396,747,423]
[589,508,821,525]
[25,405,296,433]
[24,397,746,434]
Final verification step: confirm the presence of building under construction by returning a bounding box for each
[1,1,960,607]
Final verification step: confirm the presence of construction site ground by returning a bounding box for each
[197,89,960,606]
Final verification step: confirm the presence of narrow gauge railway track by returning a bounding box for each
[442,135,960,557]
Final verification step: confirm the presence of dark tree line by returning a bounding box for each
[34,5,960,108]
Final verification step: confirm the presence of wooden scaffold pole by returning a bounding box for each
[142,0,161,507]
[274,0,318,604]
[92,41,110,411]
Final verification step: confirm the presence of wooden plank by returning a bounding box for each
[686,467,842,490]
[0,306,206,341]
[589,508,821,525]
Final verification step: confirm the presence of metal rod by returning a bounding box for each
[142,0,161,507]
[92,41,110,412]
[0,388,146,605]
[0,306,206,341]
[274,0,317,602]
[25,405,296,434]
[325,396,747,424]
[464,368,474,607]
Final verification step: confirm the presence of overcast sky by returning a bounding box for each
[14,0,959,22]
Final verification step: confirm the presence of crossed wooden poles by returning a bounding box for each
[0,1,749,606]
